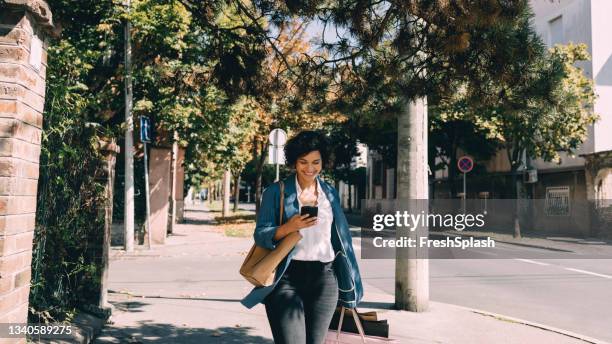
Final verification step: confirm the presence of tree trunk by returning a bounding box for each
[255,139,269,215]
[512,168,522,239]
[222,170,231,218]
[167,140,178,234]
[507,145,522,239]
[348,182,352,212]
[233,174,241,212]
[448,141,458,198]
[395,98,429,312]
[208,182,213,204]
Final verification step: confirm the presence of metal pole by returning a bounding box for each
[275,161,279,182]
[143,141,152,249]
[123,0,135,252]
[463,172,466,214]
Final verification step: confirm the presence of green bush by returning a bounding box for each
[29,39,110,323]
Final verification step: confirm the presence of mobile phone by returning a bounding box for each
[300,206,318,219]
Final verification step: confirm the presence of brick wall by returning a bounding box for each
[0,2,55,342]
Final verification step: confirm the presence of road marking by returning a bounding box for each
[467,249,498,256]
[564,267,612,279]
[514,259,550,266]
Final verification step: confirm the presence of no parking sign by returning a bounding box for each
[457,156,473,214]
[457,156,474,174]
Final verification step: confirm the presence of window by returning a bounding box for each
[549,16,563,46]
[545,186,570,216]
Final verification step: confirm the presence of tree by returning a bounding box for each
[448,43,597,237]
[190,96,258,216]
[244,20,339,213]
[245,0,571,312]
[429,113,500,197]
[34,0,276,319]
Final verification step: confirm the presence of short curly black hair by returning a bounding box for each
[284,131,329,167]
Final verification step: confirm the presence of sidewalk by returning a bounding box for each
[441,229,612,256]
[93,203,602,344]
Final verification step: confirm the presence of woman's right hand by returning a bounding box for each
[274,214,317,241]
[287,214,317,233]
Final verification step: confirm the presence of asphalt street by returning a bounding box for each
[355,237,612,343]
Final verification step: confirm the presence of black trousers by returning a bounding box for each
[264,260,339,344]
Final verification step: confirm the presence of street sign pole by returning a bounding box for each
[275,160,279,182]
[463,172,466,214]
[143,140,151,249]
[457,156,474,215]
[140,116,152,249]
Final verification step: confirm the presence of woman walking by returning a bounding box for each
[241,131,363,344]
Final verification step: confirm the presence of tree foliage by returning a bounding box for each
[438,43,597,171]
[33,0,284,319]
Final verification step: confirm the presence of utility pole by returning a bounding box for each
[395,98,429,312]
[123,0,135,252]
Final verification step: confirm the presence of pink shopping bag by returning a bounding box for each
[326,307,399,343]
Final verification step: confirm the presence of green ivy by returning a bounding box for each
[29,39,109,322]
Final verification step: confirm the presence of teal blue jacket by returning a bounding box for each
[241,174,364,309]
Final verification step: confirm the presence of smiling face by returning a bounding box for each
[295,150,322,183]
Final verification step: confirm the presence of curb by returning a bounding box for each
[454,304,610,344]
[441,231,573,252]
[361,285,608,344]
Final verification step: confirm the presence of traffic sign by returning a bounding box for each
[140,116,152,143]
[268,146,286,164]
[457,156,474,173]
[269,128,287,147]
[268,129,287,182]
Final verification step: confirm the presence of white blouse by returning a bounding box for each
[292,177,335,262]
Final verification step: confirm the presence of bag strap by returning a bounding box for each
[350,308,367,343]
[279,181,285,225]
[336,307,345,339]
[336,307,366,343]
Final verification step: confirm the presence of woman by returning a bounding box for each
[241,131,364,344]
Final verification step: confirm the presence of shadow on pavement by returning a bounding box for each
[183,218,217,225]
[185,208,217,214]
[112,301,148,313]
[112,295,243,303]
[358,301,395,310]
[96,323,273,344]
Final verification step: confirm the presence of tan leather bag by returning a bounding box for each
[240,181,302,287]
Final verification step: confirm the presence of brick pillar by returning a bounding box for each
[174,147,185,223]
[0,0,56,340]
[149,147,172,245]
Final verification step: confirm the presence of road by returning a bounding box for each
[223,204,612,341]
[356,237,612,343]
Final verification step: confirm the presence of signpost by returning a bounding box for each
[457,156,474,214]
[268,129,287,182]
[140,116,152,249]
